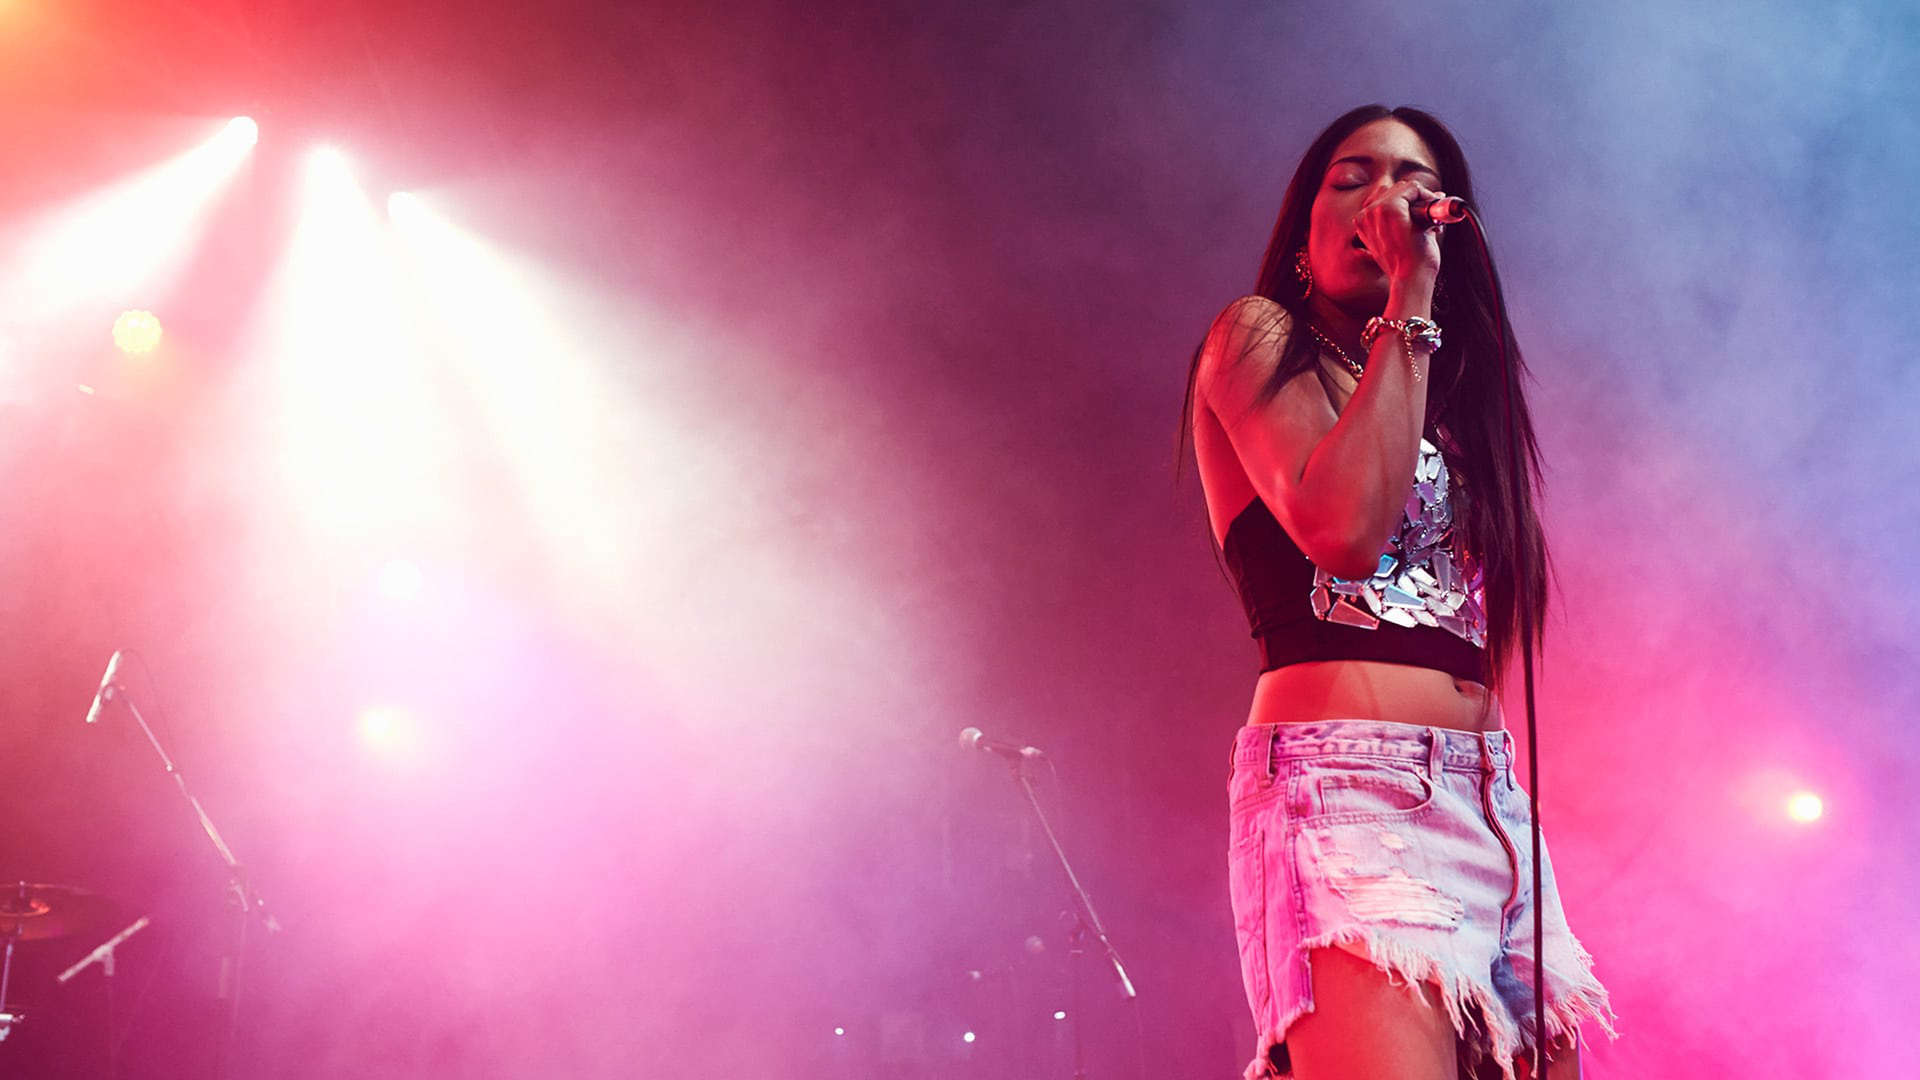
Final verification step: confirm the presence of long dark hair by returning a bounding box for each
[1180,104,1549,686]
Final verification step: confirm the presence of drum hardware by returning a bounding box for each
[0,881,119,1043]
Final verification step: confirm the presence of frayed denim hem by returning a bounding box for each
[1240,929,1619,1080]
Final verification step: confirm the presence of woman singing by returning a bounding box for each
[1185,106,1616,1079]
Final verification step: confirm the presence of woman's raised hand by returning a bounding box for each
[1354,179,1445,287]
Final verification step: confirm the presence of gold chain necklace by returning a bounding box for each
[1307,324,1365,381]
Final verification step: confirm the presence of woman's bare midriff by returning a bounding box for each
[1248,659,1502,732]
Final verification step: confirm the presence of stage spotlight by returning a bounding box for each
[1053,1011,1067,1021]
[832,1027,845,1037]
[224,116,259,148]
[962,1031,976,1045]
[387,197,637,582]
[112,309,163,355]
[376,559,424,601]
[1787,791,1824,823]
[307,144,353,180]
[387,191,420,220]
[254,135,455,542]
[3,117,258,323]
[358,705,418,756]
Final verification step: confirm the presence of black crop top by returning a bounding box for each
[1220,437,1488,684]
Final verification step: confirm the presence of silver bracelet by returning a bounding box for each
[1360,315,1443,356]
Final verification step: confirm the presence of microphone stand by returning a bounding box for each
[105,684,276,1080]
[1001,759,1136,1080]
[58,915,151,1080]
[0,925,21,1044]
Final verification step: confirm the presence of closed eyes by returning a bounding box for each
[1326,155,1440,187]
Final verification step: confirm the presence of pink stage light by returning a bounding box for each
[1786,791,1824,823]
[112,309,163,354]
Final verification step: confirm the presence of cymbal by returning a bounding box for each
[0,883,112,943]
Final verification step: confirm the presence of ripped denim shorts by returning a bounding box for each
[1227,720,1616,1080]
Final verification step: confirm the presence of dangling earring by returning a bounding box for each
[1293,247,1313,299]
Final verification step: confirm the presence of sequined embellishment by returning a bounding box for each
[1307,439,1487,648]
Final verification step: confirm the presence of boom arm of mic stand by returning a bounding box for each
[57,916,151,984]
[1008,763,1137,1001]
[119,695,277,932]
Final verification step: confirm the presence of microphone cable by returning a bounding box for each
[1460,204,1551,1076]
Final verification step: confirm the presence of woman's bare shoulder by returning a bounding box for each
[1205,295,1290,354]
[1198,295,1309,416]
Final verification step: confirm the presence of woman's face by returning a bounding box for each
[1306,118,1442,309]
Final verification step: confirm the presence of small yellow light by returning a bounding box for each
[112,309,163,355]
[1786,791,1824,823]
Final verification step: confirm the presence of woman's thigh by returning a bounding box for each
[1514,1036,1583,1080]
[1284,946,1458,1080]
[1548,1041,1583,1079]
[1465,1029,1583,1079]
[1286,947,1586,1080]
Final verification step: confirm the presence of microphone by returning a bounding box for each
[959,727,1046,762]
[84,651,125,725]
[1414,195,1468,228]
